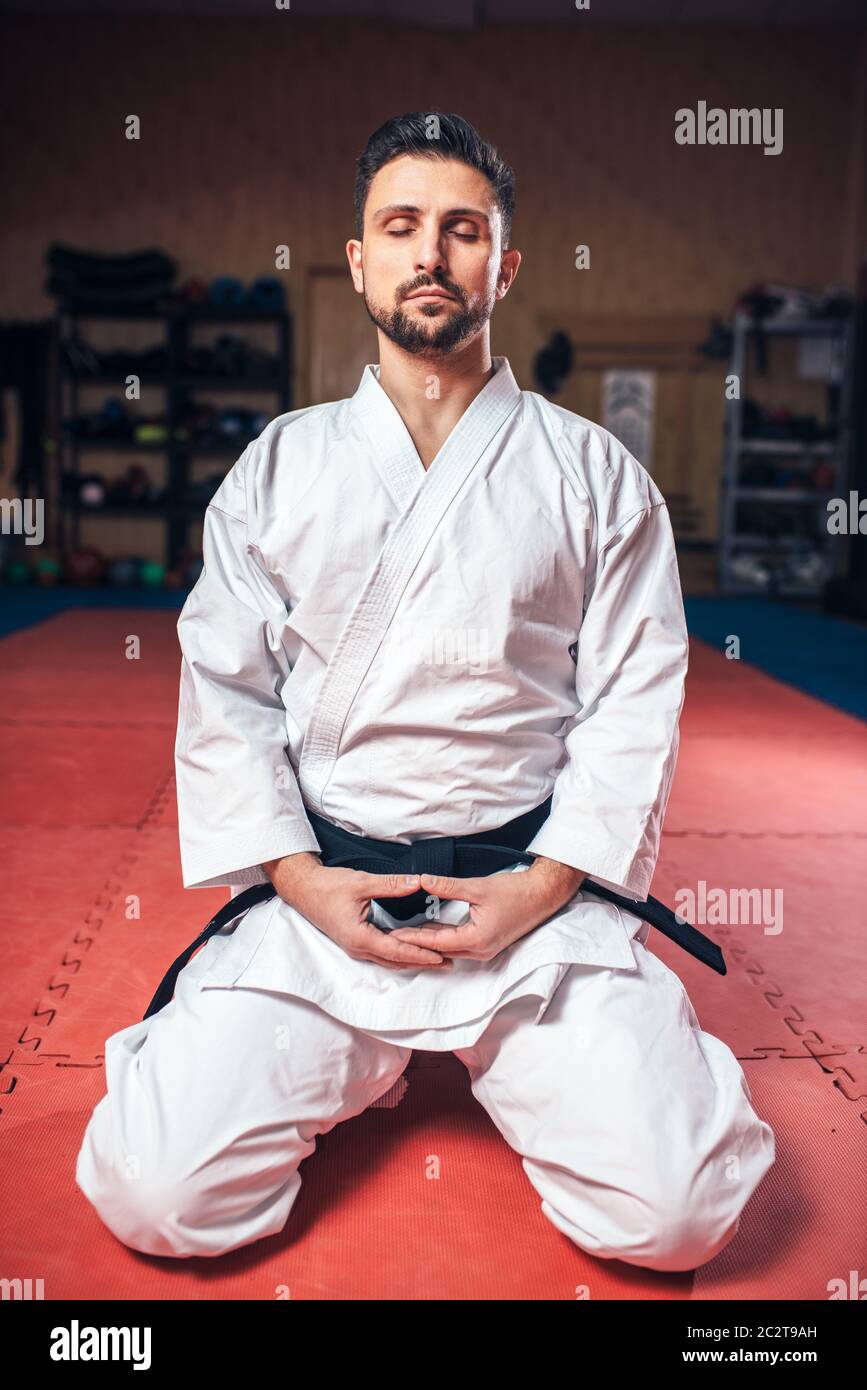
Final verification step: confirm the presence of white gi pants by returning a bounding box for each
[75,916,776,1272]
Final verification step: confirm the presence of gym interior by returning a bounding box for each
[0,0,865,1320]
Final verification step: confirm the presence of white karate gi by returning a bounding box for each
[76,356,775,1268]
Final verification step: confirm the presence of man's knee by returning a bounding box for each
[76,1150,192,1258]
[75,1116,301,1259]
[540,1174,745,1274]
[619,1201,742,1273]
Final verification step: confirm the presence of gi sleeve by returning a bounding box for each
[524,499,689,900]
[174,445,321,889]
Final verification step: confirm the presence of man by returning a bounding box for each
[76,112,775,1271]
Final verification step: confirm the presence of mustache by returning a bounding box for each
[403,280,462,300]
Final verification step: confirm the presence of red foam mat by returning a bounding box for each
[1,609,865,1299]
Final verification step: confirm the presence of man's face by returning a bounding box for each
[349,154,512,357]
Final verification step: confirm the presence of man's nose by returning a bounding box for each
[414,236,447,276]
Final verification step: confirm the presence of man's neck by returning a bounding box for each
[376,338,496,470]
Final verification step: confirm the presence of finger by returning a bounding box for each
[355,923,448,967]
[390,925,472,954]
[374,948,452,969]
[418,872,486,901]
[352,871,423,897]
[359,954,452,971]
[352,950,413,971]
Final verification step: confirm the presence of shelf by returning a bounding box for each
[729,534,829,550]
[62,437,172,451]
[62,370,284,391]
[172,306,288,323]
[61,500,170,517]
[719,309,855,596]
[732,313,849,337]
[184,438,258,455]
[175,374,283,390]
[735,439,835,455]
[55,296,292,569]
[61,499,215,519]
[733,488,835,502]
[64,372,171,387]
[59,303,288,323]
[58,305,172,322]
[725,581,829,597]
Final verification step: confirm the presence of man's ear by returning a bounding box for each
[497,247,522,298]
[345,239,364,293]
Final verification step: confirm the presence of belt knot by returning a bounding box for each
[407,835,457,880]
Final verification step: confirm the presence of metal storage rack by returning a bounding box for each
[718,310,855,597]
[54,302,292,572]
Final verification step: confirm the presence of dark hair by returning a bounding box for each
[354,112,516,248]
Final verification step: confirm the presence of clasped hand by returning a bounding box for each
[264,852,584,972]
[391,859,585,962]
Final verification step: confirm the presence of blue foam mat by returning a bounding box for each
[683,596,867,722]
[0,586,185,639]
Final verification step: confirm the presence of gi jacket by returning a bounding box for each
[173,356,690,1039]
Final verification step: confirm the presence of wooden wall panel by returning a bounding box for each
[0,15,861,555]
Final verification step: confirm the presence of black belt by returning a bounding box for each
[143,796,725,1020]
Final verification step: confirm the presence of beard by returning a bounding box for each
[362,282,493,357]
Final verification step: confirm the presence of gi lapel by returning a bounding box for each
[299,356,522,813]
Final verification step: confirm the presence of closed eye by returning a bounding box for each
[387,230,478,239]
